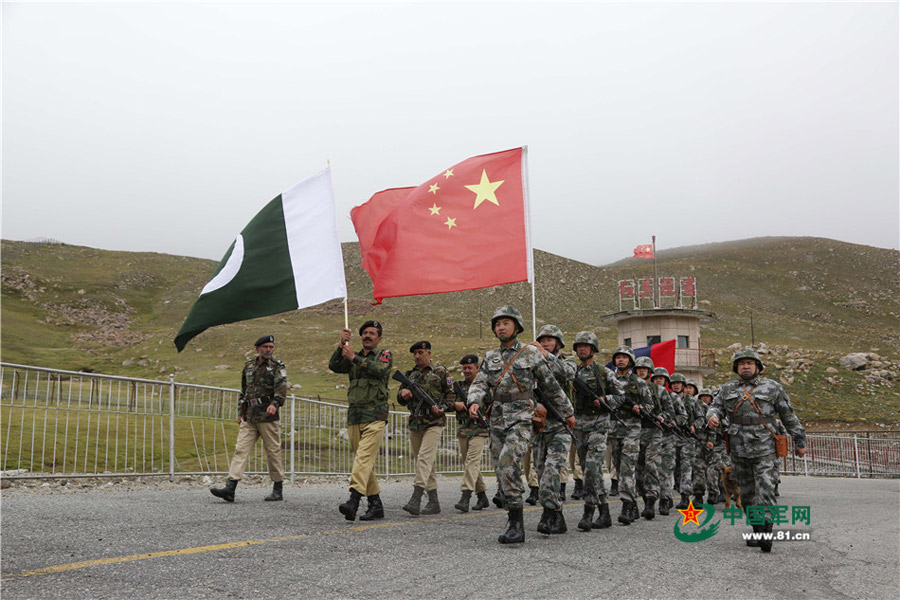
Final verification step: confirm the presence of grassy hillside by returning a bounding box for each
[2,237,898,426]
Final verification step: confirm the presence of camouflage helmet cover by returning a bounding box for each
[652,367,671,381]
[573,331,599,353]
[731,347,764,373]
[536,324,565,349]
[699,388,714,398]
[669,373,686,384]
[491,305,524,334]
[612,345,636,367]
[685,378,699,392]
[634,356,655,371]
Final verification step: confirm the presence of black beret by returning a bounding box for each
[459,354,479,366]
[409,340,431,352]
[254,335,274,347]
[359,320,383,336]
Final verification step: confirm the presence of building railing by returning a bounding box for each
[2,363,897,481]
[674,348,717,369]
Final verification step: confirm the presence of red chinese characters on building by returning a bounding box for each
[638,276,654,301]
[618,279,635,300]
[659,277,676,297]
[680,276,697,297]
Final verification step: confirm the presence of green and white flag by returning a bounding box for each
[175,167,346,351]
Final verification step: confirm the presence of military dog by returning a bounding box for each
[721,465,742,510]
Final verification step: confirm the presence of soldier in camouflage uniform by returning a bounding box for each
[698,388,726,504]
[707,348,807,552]
[633,357,671,520]
[531,325,575,534]
[329,321,393,521]
[671,373,702,510]
[607,346,654,525]
[684,378,711,507]
[452,355,490,512]
[466,306,574,544]
[652,367,683,515]
[570,332,624,532]
[211,335,287,503]
[397,340,456,516]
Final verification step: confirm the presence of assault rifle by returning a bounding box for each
[533,387,574,433]
[571,377,627,427]
[392,370,441,418]
[451,380,488,429]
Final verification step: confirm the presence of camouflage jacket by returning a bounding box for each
[543,352,576,423]
[455,380,489,438]
[572,361,623,431]
[611,369,653,434]
[646,382,674,428]
[707,375,807,459]
[668,391,688,427]
[239,356,287,423]
[466,339,574,430]
[329,346,393,426]
[682,393,708,431]
[397,363,455,431]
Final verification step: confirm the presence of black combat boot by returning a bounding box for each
[210,478,238,502]
[707,492,719,505]
[759,521,774,553]
[658,496,670,516]
[472,491,490,511]
[629,500,641,522]
[263,481,283,502]
[339,488,363,521]
[641,496,656,520]
[618,500,634,525]
[746,524,761,547]
[526,486,539,506]
[571,478,584,500]
[608,479,619,497]
[676,493,690,510]
[359,494,384,521]
[592,502,612,529]
[421,489,441,515]
[492,489,504,508]
[694,492,705,507]
[550,509,567,534]
[774,483,780,497]
[559,483,567,503]
[403,485,425,516]
[454,490,472,513]
[537,507,554,534]
[498,508,525,544]
[577,504,595,532]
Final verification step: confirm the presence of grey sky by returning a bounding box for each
[3,2,898,267]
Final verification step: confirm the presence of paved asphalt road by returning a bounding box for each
[2,475,898,599]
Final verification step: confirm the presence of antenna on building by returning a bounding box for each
[750,311,755,346]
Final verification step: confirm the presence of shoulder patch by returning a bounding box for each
[279,369,287,377]
[378,350,392,363]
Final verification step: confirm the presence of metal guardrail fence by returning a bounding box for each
[0,363,490,482]
[2,363,898,480]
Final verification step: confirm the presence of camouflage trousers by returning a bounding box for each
[572,415,610,507]
[491,419,534,510]
[533,420,572,511]
[692,443,714,495]
[636,427,663,500]
[732,454,780,511]
[658,432,678,502]
[607,422,641,503]
[674,438,695,495]
[705,445,728,495]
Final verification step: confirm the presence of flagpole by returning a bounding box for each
[327,158,350,332]
[521,145,536,339]
[652,235,659,309]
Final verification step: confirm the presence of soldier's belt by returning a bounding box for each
[494,391,532,404]
[731,415,775,426]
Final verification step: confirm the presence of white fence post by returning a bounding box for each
[853,434,861,479]
[290,394,296,485]
[169,374,175,482]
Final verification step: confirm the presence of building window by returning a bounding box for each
[678,335,690,348]
[647,335,661,346]
[624,338,632,348]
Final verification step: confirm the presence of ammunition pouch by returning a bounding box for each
[574,391,602,416]
[532,403,548,434]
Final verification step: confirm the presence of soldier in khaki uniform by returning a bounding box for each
[397,340,456,515]
[211,335,287,503]
[329,320,393,521]
[452,354,490,512]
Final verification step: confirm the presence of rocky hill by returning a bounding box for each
[1,237,898,426]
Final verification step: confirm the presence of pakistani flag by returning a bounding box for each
[174,167,347,352]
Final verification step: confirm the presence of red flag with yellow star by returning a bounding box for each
[351,148,531,304]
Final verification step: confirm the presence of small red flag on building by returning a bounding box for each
[351,147,530,304]
[633,244,654,259]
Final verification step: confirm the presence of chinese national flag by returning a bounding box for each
[633,244,654,259]
[351,148,530,303]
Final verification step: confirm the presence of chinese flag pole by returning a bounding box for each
[652,235,659,308]
[328,158,350,332]
[523,146,537,339]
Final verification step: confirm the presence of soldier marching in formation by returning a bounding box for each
[216,309,807,555]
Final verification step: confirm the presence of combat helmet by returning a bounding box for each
[572,331,599,353]
[669,373,686,385]
[652,367,671,382]
[685,378,699,393]
[612,345,636,367]
[634,356,655,371]
[491,305,524,334]
[698,388,714,398]
[536,324,565,349]
[731,347,764,373]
